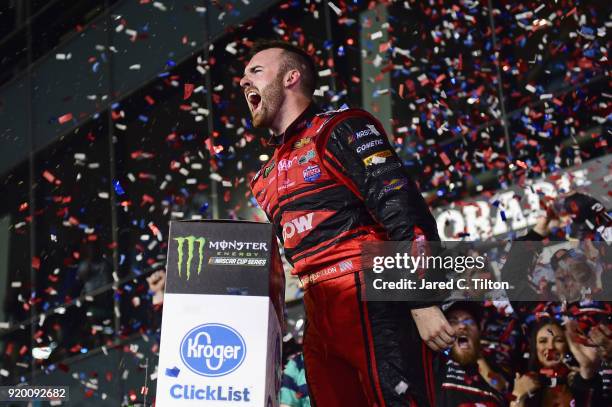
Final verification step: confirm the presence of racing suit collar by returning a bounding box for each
[267,102,321,146]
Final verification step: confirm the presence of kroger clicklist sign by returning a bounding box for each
[170,323,251,402]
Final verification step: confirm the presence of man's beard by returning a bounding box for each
[251,74,284,128]
[451,344,479,366]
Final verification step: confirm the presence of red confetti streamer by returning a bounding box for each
[58,113,73,124]
[439,152,451,166]
[142,194,155,205]
[42,170,56,184]
[183,83,194,100]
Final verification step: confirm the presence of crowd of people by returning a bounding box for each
[279,191,611,406]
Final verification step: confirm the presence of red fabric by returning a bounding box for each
[303,273,421,407]
[251,108,388,285]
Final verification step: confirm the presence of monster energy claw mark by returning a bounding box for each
[174,236,206,280]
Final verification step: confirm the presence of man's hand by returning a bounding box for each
[590,324,612,361]
[411,306,455,351]
[532,208,559,237]
[512,372,540,406]
[147,270,166,305]
[565,318,601,380]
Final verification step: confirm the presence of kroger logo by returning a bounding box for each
[180,323,246,377]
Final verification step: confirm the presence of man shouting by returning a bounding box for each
[241,39,455,406]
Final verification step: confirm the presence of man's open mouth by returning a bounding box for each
[247,90,261,113]
[456,336,470,350]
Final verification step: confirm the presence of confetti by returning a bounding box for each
[165,367,180,377]
[113,179,126,195]
[183,83,194,99]
[2,2,608,403]
[58,113,73,124]
[32,347,53,360]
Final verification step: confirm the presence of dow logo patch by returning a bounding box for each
[174,236,206,280]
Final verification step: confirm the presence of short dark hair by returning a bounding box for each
[444,302,483,328]
[249,39,317,97]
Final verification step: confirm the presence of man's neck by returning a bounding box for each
[272,96,311,136]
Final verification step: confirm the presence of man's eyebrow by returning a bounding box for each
[243,65,263,76]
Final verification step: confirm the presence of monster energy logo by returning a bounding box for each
[174,236,206,280]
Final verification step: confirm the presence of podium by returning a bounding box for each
[155,220,285,406]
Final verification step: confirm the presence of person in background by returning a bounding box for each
[146,270,166,306]
[511,318,603,407]
[280,352,310,407]
[590,323,612,402]
[435,302,509,406]
[590,323,612,362]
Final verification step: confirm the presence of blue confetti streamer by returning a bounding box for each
[113,180,125,196]
[165,367,180,377]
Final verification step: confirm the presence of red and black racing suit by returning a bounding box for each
[250,103,440,406]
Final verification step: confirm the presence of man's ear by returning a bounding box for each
[285,69,301,88]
